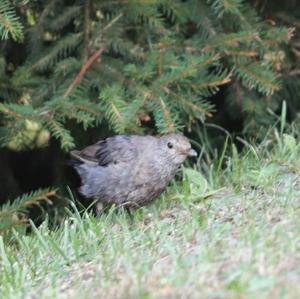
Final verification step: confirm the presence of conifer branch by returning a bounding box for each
[225,50,258,57]
[0,1,294,148]
[235,62,280,96]
[0,104,23,119]
[157,43,165,78]
[158,98,175,132]
[64,13,123,97]
[0,188,57,232]
[164,87,213,117]
[110,102,122,122]
[83,0,91,61]
[64,48,105,97]
[0,0,23,41]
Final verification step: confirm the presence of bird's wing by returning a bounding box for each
[70,135,138,166]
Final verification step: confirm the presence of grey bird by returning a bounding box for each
[71,134,197,208]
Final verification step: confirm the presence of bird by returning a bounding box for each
[70,134,197,208]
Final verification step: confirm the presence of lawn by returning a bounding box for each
[1,128,300,299]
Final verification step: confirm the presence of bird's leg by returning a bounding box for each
[125,206,134,221]
[95,201,105,217]
[119,201,135,222]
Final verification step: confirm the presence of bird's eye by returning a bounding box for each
[167,142,173,149]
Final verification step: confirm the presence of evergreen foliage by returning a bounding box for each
[0,0,295,152]
[255,0,300,120]
[0,188,57,233]
[0,0,23,41]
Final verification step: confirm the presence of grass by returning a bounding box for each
[1,126,300,299]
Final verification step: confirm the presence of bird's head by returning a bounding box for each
[159,133,197,165]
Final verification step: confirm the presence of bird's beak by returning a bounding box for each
[187,148,197,157]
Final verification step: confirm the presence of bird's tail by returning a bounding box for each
[70,149,104,198]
